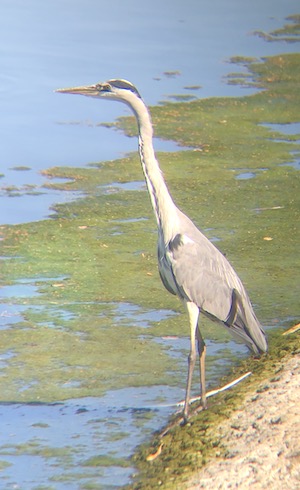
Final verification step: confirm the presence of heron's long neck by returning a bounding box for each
[133,101,178,241]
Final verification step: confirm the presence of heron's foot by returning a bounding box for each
[183,398,206,423]
[181,417,189,427]
[201,397,207,410]
[159,404,203,437]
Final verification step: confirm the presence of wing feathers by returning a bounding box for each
[158,230,267,354]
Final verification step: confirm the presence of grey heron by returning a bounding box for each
[56,79,268,420]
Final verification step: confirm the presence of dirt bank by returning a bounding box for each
[187,355,300,490]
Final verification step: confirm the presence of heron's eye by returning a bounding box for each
[99,83,111,92]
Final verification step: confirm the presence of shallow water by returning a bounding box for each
[0,2,299,489]
[260,122,300,170]
[0,275,252,488]
[1,0,299,224]
[0,390,176,489]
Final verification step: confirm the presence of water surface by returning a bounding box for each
[1,0,299,223]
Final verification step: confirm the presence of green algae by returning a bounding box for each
[0,460,11,470]
[82,454,131,467]
[0,441,74,461]
[166,94,198,102]
[10,166,32,171]
[0,313,178,402]
[0,45,300,409]
[254,14,300,43]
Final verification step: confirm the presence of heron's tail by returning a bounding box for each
[226,289,268,355]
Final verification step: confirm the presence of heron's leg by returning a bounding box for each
[183,302,199,421]
[196,326,207,409]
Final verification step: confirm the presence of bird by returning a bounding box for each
[56,79,268,420]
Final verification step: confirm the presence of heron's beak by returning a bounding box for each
[55,84,99,97]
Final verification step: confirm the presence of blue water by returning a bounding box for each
[0,0,299,224]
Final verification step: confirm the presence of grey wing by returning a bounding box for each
[165,232,239,321]
[158,229,267,354]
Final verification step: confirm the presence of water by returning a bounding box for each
[1,0,299,224]
[235,172,256,180]
[0,390,178,490]
[260,122,300,170]
[0,1,299,488]
[0,290,250,488]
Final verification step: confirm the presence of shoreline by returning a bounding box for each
[187,354,300,489]
[128,331,300,489]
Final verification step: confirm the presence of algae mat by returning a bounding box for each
[0,17,299,490]
[1,52,300,402]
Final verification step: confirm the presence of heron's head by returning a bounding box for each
[56,79,142,104]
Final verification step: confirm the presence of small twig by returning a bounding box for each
[254,205,283,211]
[282,323,300,336]
[176,371,252,407]
[158,371,252,438]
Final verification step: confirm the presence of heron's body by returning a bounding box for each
[57,79,267,419]
[158,209,265,352]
